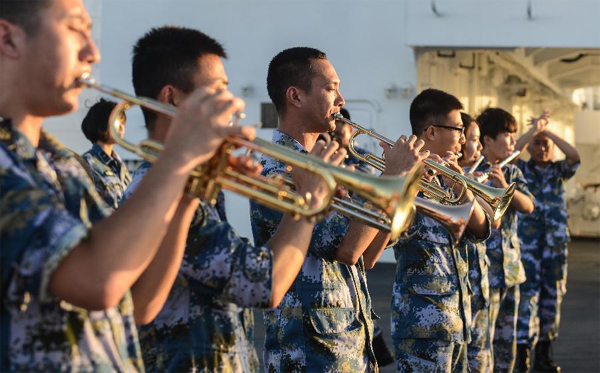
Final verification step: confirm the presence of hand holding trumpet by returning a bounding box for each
[380,134,430,177]
[290,140,348,211]
[163,87,256,174]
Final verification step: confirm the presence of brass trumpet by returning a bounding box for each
[334,113,516,221]
[78,74,422,240]
[284,179,472,242]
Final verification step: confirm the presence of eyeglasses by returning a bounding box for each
[428,125,465,136]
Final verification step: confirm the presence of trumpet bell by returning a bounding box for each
[367,165,423,240]
[485,181,517,221]
[415,197,474,243]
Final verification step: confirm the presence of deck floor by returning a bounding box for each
[252,237,600,372]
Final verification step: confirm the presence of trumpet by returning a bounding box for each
[276,173,472,242]
[334,112,516,222]
[78,74,422,240]
[332,196,473,243]
[473,150,521,183]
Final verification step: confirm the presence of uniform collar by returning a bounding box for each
[272,130,307,153]
[90,143,118,165]
[0,117,70,160]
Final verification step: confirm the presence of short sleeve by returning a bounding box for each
[555,159,580,180]
[182,215,273,308]
[250,200,349,262]
[1,168,90,309]
[464,208,492,244]
[511,165,535,206]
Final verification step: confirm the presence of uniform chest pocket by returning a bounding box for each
[308,308,361,335]
[409,274,457,296]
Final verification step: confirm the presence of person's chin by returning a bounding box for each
[53,97,79,116]
[61,90,80,109]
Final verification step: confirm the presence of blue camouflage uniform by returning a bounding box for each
[82,143,131,211]
[391,176,490,373]
[515,158,579,348]
[345,145,377,175]
[0,118,144,372]
[461,169,493,373]
[466,239,493,373]
[123,161,273,373]
[250,130,378,373]
[475,161,534,373]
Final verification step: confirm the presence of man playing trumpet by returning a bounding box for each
[251,47,427,372]
[391,89,492,373]
[122,27,347,373]
[0,1,252,371]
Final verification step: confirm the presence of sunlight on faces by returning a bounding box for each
[19,0,99,117]
[429,109,465,156]
[529,133,554,163]
[300,59,345,134]
[193,54,229,93]
[462,121,482,163]
[484,131,516,162]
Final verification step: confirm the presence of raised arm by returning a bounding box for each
[515,110,549,156]
[543,129,581,165]
[49,88,254,311]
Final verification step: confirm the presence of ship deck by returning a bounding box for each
[252,237,600,372]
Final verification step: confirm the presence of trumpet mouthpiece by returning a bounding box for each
[76,72,95,88]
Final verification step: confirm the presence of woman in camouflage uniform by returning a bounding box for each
[81,98,131,211]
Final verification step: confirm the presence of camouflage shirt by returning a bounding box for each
[345,146,377,175]
[82,143,131,211]
[475,162,534,288]
[516,158,579,247]
[124,161,272,373]
[391,178,489,343]
[461,167,490,314]
[0,118,143,372]
[250,130,377,373]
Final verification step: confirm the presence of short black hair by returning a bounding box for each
[267,47,327,115]
[477,108,517,142]
[0,0,51,36]
[132,26,227,129]
[460,112,477,133]
[409,88,463,135]
[81,99,124,144]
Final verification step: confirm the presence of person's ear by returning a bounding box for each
[158,85,179,107]
[0,20,26,59]
[482,134,493,148]
[424,126,436,141]
[286,86,303,109]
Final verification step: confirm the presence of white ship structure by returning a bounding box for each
[48,0,600,259]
